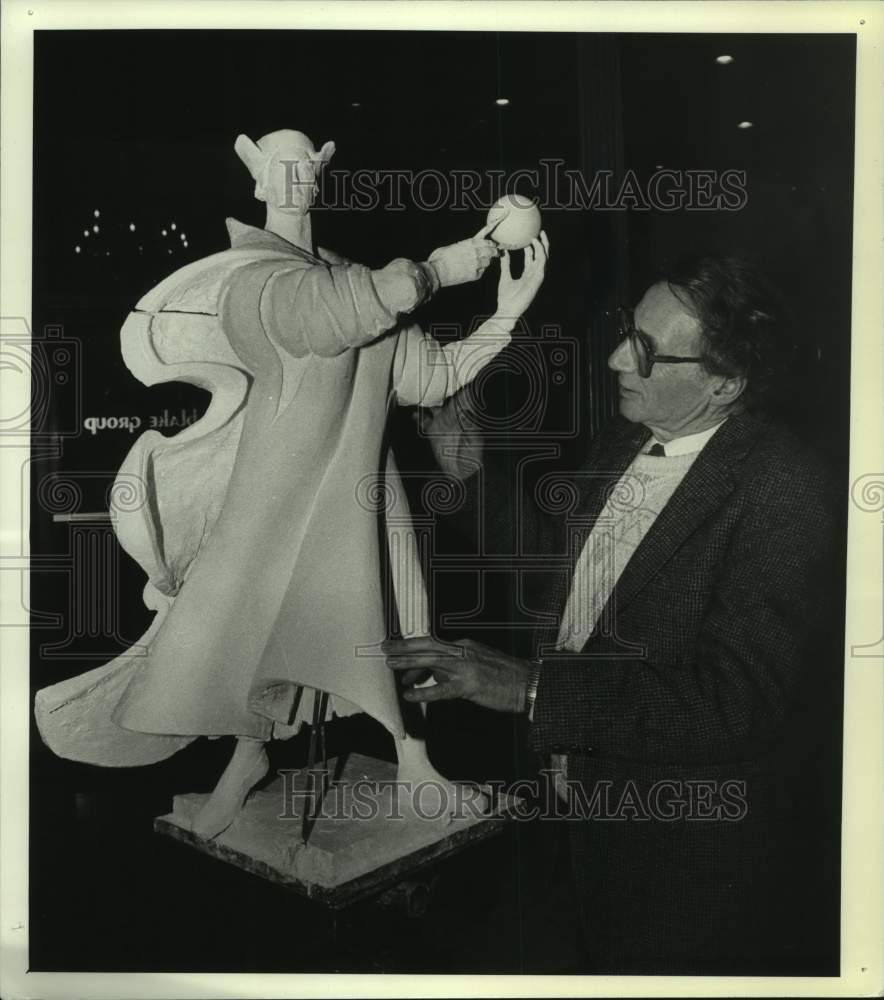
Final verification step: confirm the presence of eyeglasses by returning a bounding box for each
[617,306,705,378]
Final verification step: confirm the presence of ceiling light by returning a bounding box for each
[161,229,168,236]
[93,224,99,233]
[716,55,734,65]
[171,222,177,231]
[737,120,754,129]
[495,98,510,107]
[75,246,81,253]
[94,209,100,217]
[129,223,136,231]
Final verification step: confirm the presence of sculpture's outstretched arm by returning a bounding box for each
[391,315,516,409]
[393,234,549,408]
[257,257,439,358]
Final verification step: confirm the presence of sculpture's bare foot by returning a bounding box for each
[192,738,269,840]
[395,736,490,824]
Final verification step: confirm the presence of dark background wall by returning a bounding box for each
[30,29,853,973]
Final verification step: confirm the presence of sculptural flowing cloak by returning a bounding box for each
[35,220,510,766]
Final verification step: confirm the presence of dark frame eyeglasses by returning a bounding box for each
[617,306,704,378]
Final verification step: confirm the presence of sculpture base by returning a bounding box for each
[154,753,516,909]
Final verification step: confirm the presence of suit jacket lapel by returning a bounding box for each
[534,410,769,656]
[603,410,769,617]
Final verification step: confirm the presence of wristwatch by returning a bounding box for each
[524,657,543,721]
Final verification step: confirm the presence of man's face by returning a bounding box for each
[607,282,723,440]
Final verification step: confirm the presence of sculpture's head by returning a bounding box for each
[234,129,335,215]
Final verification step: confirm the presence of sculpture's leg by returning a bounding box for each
[393,731,489,821]
[191,736,270,840]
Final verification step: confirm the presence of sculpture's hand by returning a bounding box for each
[494,231,549,320]
[427,225,498,288]
[384,636,531,714]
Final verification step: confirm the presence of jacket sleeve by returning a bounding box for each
[529,458,841,763]
[258,257,439,358]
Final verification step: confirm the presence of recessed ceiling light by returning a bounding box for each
[93,209,100,217]
[350,101,361,108]
[737,120,754,129]
[74,246,81,253]
[716,55,734,65]
[129,223,136,231]
[161,229,168,236]
[83,230,89,237]
[495,98,510,107]
[93,224,99,233]
[171,222,177,231]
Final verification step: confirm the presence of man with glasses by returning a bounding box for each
[385,253,842,973]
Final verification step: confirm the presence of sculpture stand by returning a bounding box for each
[154,753,519,910]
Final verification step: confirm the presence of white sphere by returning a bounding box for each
[486,194,541,250]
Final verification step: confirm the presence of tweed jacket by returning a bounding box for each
[522,409,840,769]
[465,407,842,971]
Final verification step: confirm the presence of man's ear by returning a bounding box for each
[234,134,265,179]
[713,375,746,407]
[317,140,336,163]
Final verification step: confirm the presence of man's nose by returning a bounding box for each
[608,338,635,373]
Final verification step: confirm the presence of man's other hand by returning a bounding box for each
[384,636,530,714]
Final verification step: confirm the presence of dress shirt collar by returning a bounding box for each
[645,418,728,457]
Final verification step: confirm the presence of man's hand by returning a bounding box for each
[427,224,498,288]
[384,636,530,714]
[495,231,549,320]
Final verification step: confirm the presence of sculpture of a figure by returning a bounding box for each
[35,129,548,840]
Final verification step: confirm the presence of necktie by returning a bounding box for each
[649,443,666,456]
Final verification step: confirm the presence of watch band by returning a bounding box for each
[525,657,543,720]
